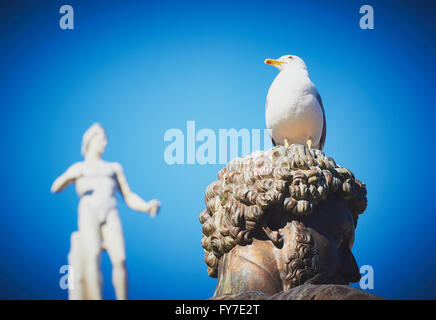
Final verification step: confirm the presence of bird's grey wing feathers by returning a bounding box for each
[316,92,327,150]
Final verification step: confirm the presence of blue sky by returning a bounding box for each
[0,0,435,299]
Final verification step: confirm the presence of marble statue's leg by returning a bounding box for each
[78,202,103,300]
[101,209,127,300]
[68,231,84,300]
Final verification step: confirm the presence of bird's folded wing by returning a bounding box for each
[316,93,327,150]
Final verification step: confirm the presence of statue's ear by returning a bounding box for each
[339,246,361,283]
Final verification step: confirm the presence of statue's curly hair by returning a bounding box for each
[199,144,367,278]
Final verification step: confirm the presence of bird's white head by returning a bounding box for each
[264,55,307,72]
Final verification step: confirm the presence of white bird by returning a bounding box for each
[264,55,326,150]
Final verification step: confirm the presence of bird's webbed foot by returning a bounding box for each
[284,139,290,148]
[307,137,313,149]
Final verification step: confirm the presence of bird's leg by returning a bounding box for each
[284,139,290,148]
[307,137,313,149]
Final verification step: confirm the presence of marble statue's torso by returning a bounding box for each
[74,160,119,222]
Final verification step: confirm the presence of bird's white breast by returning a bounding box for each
[265,69,323,147]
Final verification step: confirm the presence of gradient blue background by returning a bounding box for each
[0,0,434,299]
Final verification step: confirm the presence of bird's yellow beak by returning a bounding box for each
[264,58,284,67]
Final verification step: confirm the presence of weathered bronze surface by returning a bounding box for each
[210,284,384,300]
[199,144,381,300]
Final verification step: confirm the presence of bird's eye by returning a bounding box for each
[288,56,293,59]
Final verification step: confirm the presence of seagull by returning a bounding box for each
[264,55,326,150]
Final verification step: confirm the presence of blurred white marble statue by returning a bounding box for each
[51,123,160,300]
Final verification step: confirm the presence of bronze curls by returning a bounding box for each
[199,145,367,278]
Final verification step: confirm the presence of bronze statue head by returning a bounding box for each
[199,145,367,298]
